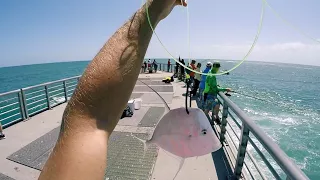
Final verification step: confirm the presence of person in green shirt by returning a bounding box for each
[203,62,231,125]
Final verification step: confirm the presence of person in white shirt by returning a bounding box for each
[191,63,202,96]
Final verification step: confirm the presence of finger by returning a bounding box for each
[175,0,187,6]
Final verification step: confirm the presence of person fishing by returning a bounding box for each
[0,121,5,139]
[203,62,231,125]
[180,59,185,81]
[188,60,197,84]
[199,62,212,105]
[153,59,158,72]
[38,1,188,180]
[191,62,201,96]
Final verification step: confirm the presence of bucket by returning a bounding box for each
[134,98,142,110]
[128,99,135,113]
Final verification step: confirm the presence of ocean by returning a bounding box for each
[0,59,319,179]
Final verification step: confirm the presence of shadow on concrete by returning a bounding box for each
[211,148,235,180]
[191,93,235,180]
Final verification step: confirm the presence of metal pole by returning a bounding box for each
[18,91,26,120]
[63,81,68,102]
[220,102,229,144]
[234,124,250,179]
[20,89,29,119]
[45,86,51,109]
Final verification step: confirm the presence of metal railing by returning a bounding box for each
[141,63,175,73]
[214,92,309,180]
[0,76,81,128]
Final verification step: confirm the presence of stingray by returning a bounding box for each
[132,80,222,179]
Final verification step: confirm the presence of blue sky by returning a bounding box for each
[0,0,319,67]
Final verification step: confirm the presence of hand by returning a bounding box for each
[226,88,232,92]
[150,0,187,21]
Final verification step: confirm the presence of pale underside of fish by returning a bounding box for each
[132,80,222,179]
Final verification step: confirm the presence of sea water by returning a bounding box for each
[0,60,319,179]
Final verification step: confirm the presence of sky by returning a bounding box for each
[0,0,319,67]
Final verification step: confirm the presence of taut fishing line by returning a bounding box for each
[262,0,320,44]
[144,0,266,76]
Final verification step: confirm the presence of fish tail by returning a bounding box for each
[131,133,148,158]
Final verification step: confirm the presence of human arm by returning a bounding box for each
[204,76,231,94]
[38,1,186,180]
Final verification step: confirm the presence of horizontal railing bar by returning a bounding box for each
[228,112,242,129]
[0,107,20,116]
[0,89,20,97]
[25,89,45,96]
[0,101,19,110]
[26,93,46,101]
[3,117,23,128]
[27,98,47,106]
[227,123,268,180]
[48,83,64,90]
[67,88,75,93]
[225,127,255,180]
[50,92,66,99]
[66,81,78,85]
[22,76,81,91]
[248,137,282,180]
[229,111,281,179]
[28,102,48,111]
[48,88,64,95]
[28,107,48,116]
[219,92,308,180]
[66,83,77,89]
[0,96,18,104]
[0,112,21,121]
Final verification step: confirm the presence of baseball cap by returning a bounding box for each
[206,62,212,66]
[213,62,221,68]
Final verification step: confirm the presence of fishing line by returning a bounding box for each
[144,0,266,76]
[231,91,271,103]
[138,80,170,111]
[262,0,320,44]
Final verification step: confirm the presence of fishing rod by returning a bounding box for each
[226,91,271,103]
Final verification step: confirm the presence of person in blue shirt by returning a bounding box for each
[199,62,212,105]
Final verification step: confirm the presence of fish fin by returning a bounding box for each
[138,80,170,113]
[173,158,185,180]
[131,133,149,158]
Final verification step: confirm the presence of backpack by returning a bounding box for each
[121,105,134,119]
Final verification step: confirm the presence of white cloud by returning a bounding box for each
[186,42,320,66]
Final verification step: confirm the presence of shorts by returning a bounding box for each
[203,94,219,110]
[199,88,204,99]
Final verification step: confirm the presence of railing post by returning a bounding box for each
[220,101,229,144]
[63,81,68,102]
[44,86,51,110]
[234,124,250,179]
[20,89,29,119]
[18,91,26,120]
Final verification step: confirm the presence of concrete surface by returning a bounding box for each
[0,72,235,180]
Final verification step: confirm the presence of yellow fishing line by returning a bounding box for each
[262,0,320,44]
[144,0,266,76]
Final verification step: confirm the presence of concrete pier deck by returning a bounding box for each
[0,72,233,180]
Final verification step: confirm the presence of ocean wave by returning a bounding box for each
[51,96,68,106]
